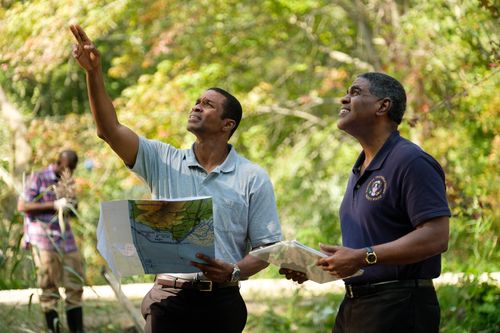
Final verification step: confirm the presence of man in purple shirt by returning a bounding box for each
[282,73,450,333]
[18,150,85,333]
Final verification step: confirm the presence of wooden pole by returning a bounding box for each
[101,268,145,333]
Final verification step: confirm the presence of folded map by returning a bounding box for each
[250,240,362,283]
[97,196,214,277]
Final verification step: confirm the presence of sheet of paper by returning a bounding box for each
[97,196,214,277]
[250,240,363,284]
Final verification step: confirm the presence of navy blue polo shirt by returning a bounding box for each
[340,131,451,284]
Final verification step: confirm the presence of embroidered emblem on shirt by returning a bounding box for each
[365,176,387,201]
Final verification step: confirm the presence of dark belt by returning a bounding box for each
[345,279,434,299]
[156,277,239,292]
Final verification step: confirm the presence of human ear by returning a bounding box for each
[222,119,236,133]
[376,98,392,117]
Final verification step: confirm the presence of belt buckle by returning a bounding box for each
[347,285,354,298]
[198,280,212,292]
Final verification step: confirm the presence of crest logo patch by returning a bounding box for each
[365,176,387,201]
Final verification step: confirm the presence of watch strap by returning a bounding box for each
[230,264,241,282]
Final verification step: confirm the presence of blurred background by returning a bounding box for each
[0,0,498,332]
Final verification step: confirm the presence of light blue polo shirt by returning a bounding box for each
[131,136,282,266]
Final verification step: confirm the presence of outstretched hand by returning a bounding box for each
[70,24,100,71]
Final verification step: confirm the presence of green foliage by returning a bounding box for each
[0,0,132,116]
[0,114,150,286]
[439,276,500,333]
[0,211,35,289]
[0,0,499,288]
[0,298,143,332]
[246,291,340,333]
[247,278,500,333]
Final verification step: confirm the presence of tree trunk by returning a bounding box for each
[0,85,31,192]
[337,0,383,71]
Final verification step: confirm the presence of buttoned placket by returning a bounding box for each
[352,169,370,206]
[202,171,217,184]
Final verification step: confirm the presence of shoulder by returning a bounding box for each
[139,136,173,151]
[139,137,186,157]
[393,137,439,163]
[391,137,445,177]
[391,136,423,157]
[32,167,52,181]
[25,167,52,192]
[231,151,272,185]
[236,153,270,176]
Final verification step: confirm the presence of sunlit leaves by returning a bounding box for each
[0,0,499,284]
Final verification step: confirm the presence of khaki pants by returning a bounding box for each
[32,249,84,312]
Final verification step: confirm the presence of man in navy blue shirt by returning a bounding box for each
[281,72,450,333]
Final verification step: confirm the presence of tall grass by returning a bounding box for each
[0,198,35,289]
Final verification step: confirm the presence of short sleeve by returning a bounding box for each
[247,171,282,248]
[402,156,451,226]
[130,136,182,197]
[130,136,166,189]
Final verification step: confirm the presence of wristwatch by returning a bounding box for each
[365,247,377,265]
[230,264,241,282]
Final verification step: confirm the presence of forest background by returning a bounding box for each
[0,0,498,332]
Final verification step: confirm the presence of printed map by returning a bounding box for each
[97,197,214,277]
[130,198,214,274]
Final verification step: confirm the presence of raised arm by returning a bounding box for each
[70,24,138,167]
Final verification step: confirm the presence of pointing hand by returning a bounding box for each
[70,24,101,71]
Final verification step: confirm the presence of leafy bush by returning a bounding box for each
[440,277,500,333]
[0,0,498,289]
[245,277,500,333]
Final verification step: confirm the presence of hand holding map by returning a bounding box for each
[250,240,363,283]
[97,196,214,277]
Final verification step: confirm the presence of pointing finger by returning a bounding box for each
[76,24,92,43]
[69,25,83,44]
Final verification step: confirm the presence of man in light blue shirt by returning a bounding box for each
[132,136,282,266]
[71,24,282,333]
